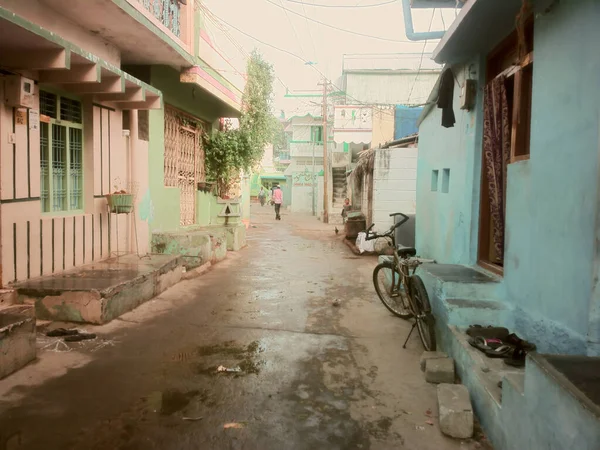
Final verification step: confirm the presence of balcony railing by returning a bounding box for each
[138,0,181,38]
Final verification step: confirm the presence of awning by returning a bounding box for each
[333,130,372,145]
[0,7,162,110]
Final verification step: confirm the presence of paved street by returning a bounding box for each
[0,206,489,450]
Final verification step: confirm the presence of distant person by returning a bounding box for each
[258,187,266,206]
[341,198,351,223]
[272,185,283,220]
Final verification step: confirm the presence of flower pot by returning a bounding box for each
[107,194,134,214]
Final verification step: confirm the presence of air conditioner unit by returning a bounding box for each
[4,75,35,109]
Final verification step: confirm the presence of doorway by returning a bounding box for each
[164,105,206,227]
[478,20,533,273]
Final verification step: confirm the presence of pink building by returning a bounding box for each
[0,0,244,287]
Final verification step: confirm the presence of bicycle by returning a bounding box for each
[365,212,437,351]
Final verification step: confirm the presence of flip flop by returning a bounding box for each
[468,336,504,353]
[484,345,514,358]
[46,328,80,337]
[64,333,97,342]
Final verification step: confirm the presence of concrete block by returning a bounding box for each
[425,357,455,384]
[420,351,448,372]
[437,384,474,439]
[0,305,36,379]
[225,224,247,251]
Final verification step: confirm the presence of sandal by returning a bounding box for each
[64,333,97,342]
[504,333,536,351]
[504,347,527,367]
[484,345,514,358]
[466,325,509,340]
[46,328,80,337]
[468,336,504,353]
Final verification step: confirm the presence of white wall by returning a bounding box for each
[372,146,417,232]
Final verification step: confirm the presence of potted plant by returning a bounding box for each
[106,180,134,213]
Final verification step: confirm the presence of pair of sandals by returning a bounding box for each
[467,325,536,367]
[46,328,97,342]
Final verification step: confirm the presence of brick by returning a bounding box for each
[425,357,455,384]
[420,351,448,372]
[437,384,474,439]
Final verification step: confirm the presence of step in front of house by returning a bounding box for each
[0,304,36,379]
[16,255,184,325]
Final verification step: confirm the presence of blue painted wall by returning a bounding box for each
[503,0,600,355]
[416,0,600,355]
[394,106,422,139]
[416,57,484,266]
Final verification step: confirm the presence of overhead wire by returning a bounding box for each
[407,9,436,104]
[263,0,427,43]
[299,0,318,61]
[278,0,309,60]
[203,6,408,117]
[202,7,291,91]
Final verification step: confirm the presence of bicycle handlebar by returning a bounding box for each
[364,212,409,241]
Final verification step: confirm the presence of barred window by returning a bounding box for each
[40,91,84,213]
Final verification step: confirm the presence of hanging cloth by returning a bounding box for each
[437,68,456,128]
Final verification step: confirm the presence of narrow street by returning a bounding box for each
[0,206,487,450]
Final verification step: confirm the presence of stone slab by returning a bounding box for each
[16,255,183,324]
[420,351,448,372]
[0,305,36,379]
[425,357,455,384]
[437,384,474,439]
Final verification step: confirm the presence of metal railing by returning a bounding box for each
[138,0,181,38]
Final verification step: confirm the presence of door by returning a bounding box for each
[164,106,205,227]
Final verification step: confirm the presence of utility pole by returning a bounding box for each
[321,77,329,224]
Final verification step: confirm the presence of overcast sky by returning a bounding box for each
[201,0,459,111]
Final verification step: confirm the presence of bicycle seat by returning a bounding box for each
[397,245,417,258]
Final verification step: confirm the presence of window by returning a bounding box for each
[441,168,450,193]
[310,125,323,144]
[40,91,83,213]
[487,19,534,163]
[431,170,439,192]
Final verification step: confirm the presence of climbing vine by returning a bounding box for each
[204,50,275,197]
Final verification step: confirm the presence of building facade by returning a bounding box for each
[0,0,243,286]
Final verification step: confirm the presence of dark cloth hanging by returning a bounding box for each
[437,68,456,128]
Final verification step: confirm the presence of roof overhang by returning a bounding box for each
[181,65,242,116]
[0,7,162,110]
[433,0,554,65]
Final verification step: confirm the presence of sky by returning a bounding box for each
[200,0,460,112]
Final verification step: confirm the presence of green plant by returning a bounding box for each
[204,50,276,197]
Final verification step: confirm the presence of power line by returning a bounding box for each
[278,0,308,60]
[299,0,318,61]
[283,0,397,7]
[407,9,436,104]
[204,7,397,117]
[202,7,291,91]
[263,0,426,43]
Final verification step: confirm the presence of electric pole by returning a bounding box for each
[321,77,329,224]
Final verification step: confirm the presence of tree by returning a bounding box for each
[204,51,276,197]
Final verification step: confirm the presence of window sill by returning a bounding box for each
[510,154,530,164]
[41,209,85,217]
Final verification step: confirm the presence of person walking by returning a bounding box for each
[258,187,266,206]
[272,184,283,220]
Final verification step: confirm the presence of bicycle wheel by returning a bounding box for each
[372,263,413,319]
[410,275,437,351]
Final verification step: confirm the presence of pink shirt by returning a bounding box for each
[273,189,283,204]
